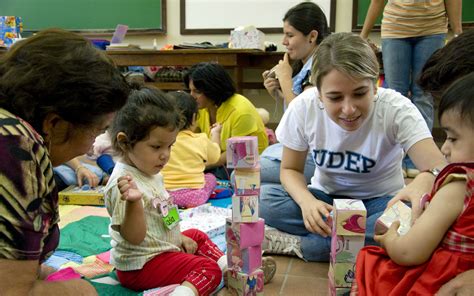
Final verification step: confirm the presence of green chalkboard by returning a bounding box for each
[352,0,474,31]
[0,0,166,33]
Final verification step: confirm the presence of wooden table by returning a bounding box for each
[0,48,283,91]
[106,49,283,91]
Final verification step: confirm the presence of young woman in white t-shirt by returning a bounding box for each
[260,33,447,262]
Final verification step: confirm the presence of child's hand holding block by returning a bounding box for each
[226,136,259,169]
[226,268,264,295]
[332,199,367,236]
[232,195,259,223]
[226,218,264,249]
[232,166,261,196]
[375,200,412,235]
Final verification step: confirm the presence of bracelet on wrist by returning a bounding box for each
[74,165,85,174]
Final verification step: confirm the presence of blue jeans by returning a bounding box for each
[53,163,104,190]
[382,34,445,130]
[259,184,393,262]
[260,143,316,184]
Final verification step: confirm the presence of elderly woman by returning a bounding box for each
[0,29,129,294]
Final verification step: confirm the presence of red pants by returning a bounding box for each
[116,229,224,296]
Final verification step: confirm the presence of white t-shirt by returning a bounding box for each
[276,87,431,198]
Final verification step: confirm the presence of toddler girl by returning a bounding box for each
[162,91,221,208]
[354,73,474,295]
[104,86,226,296]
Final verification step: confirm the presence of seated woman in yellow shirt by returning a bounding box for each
[184,62,268,180]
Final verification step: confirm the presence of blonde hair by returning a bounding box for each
[256,108,270,125]
[311,32,379,90]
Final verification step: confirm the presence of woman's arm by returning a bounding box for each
[65,157,99,187]
[445,0,463,36]
[388,138,447,221]
[280,146,332,236]
[0,259,97,295]
[360,0,386,39]
[377,180,465,266]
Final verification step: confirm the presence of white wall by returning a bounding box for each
[123,0,374,124]
[124,0,361,48]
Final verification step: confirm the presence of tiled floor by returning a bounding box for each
[218,255,330,296]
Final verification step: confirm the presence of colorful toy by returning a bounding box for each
[232,166,260,196]
[226,136,259,169]
[226,218,264,249]
[232,195,259,223]
[331,199,367,236]
[226,268,264,296]
[227,243,262,274]
[330,234,365,263]
[375,200,412,235]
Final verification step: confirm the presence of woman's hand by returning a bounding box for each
[436,269,474,296]
[181,235,198,254]
[117,175,143,202]
[300,198,333,237]
[274,53,293,82]
[262,70,283,100]
[75,166,99,187]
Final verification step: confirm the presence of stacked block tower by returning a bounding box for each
[328,199,367,296]
[225,136,265,295]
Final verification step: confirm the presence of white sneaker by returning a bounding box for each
[263,225,304,259]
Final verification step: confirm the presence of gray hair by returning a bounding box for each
[312,32,379,90]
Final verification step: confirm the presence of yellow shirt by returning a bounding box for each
[197,93,268,154]
[382,0,448,38]
[162,130,220,189]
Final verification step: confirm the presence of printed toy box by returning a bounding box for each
[375,200,412,235]
[226,136,259,169]
[328,261,355,288]
[226,218,264,249]
[0,16,22,48]
[331,234,365,263]
[232,195,259,223]
[232,166,260,196]
[226,268,264,296]
[227,243,262,274]
[58,185,104,206]
[331,199,367,236]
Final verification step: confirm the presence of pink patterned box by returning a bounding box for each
[227,243,262,274]
[226,136,259,169]
[226,268,264,295]
[232,195,259,223]
[375,200,412,236]
[331,234,365,263]
[232,166,261,196]
[226,218,264,249]
[332,199,366,236]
